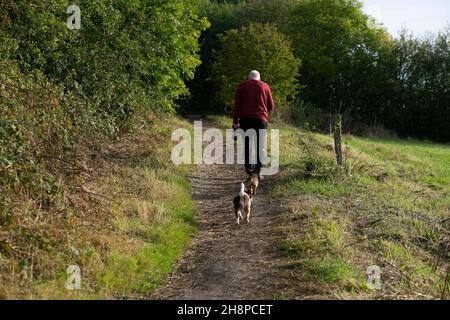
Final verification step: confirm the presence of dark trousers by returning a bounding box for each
[239,118,268,174]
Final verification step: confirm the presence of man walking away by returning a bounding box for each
[232,70,275,175]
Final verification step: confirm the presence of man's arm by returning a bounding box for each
[267,85,275,112]
[233,85,241,128]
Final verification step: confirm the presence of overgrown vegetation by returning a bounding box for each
[0,113,197,299]
[0,1,207,298]
[0,0,208,199]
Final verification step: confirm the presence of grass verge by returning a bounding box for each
[271,123,449,299]
[0,114,196,299]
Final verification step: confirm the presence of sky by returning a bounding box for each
[361,0,449,37]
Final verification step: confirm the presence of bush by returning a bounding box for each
[0,0,209,194]
[281,100,326,130]
[0,60,77,192]
[0,0,209,124]
[212,23,300,110]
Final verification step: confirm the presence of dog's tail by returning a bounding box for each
[239,182,245,197]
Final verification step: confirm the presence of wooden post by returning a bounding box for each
[334,116,343,166]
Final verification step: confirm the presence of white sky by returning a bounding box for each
[362,0,449,37]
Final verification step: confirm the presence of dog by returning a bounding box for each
[233,183,253,225]
[245,173,260,197]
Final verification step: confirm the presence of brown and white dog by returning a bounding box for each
[245,173,260,197]
[233,183,253,225]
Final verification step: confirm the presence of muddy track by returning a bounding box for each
[152,123,290,300]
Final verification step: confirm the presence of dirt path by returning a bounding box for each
[152,123,290,300]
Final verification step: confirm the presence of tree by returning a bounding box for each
[286,0,392,127]
[0,0,210,196]
[387,29,450,141]
[212,23,300,110]
[183,0,301,113]
[0,0,209,120]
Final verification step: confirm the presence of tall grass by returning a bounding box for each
[0,115,197,299]
[271,124,450,299]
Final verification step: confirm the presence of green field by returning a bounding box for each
[273,124,449,299]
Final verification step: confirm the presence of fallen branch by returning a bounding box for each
[441,217,450,224]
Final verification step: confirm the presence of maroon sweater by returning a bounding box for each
[233,80,275,124]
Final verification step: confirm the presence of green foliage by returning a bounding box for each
[282,0,449,141]
[0,60,78,197]
[286,0,392,116]
[0,0,209,196]
[183,0,300,113]
[283,100,326,130]
[193,0,449,141]
[212,23,300,109]
[386,30,450,141]
[0,1,208,297]
[3,0,208,117]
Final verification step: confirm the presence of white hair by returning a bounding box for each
[239,182,245,197]
[248,70,261,81]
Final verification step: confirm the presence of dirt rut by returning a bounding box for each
[152,131,289,299]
